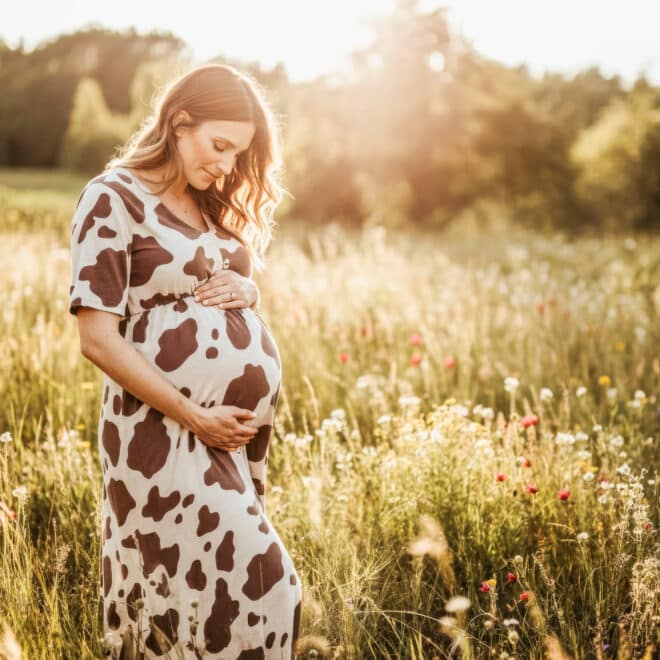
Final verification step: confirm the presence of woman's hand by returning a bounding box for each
[189,403,258,452]
[193,270,259,310]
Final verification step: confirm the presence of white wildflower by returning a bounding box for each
[555,432,576,446]
[575,386,588,398]
[445,595,471,613]
[12,485,28,501]
[610,435,625,448]
[576,532,589,541]
[540,388,554,402]
[504,377,520,393]
[330,408,346,421]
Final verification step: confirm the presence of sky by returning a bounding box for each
[1,0,658,88]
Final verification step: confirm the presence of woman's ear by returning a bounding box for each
[173,110,191,137]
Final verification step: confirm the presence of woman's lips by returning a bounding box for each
[202,168,216,180]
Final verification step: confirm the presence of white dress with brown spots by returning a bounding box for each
[68,167,302,659]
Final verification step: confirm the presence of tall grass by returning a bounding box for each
[0,170,658,658]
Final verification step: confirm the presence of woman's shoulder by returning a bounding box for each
[76,168,147,224]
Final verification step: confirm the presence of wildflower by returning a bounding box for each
[0,432,12,443]
[606,388,617,400]
[376,414,391,425]
[525,484,538,494]
[536,302,545,314]
[495,472,507,482]
[12,485,28,500]
[503,618,520,626]
[634,390,646,401]
[480,407,495,420]
[610,435,624,448]
[409,332,423,346]
[643,522,652,531]
[576,532,589,541]
[540,388,553,402]
[576,386,588,398]
[519,456,531,467]
[555,432,576,446]
[330,408,346,421]
[479,579,496,593]
[444,595,471,613]
[506,572,517,584]
[558,489,570,501]
[338,351,349,363]
[614,341,625,352]
[444,356,456,369]
[519,591,529,602]
[409,352,422,366]
[597,375,611,386]
[398,396,421,408]
[521,415,538,428]
[504,377,520,393]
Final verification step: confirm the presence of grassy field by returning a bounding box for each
[0,167,658,659]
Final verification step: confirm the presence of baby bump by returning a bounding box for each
[124,302,281,412]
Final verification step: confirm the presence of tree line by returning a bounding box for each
[1,0,658,233]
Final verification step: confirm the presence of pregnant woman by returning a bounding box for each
[68,63,302,659]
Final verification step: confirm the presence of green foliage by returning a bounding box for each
[571,84,660,231]
[0,2,659,235]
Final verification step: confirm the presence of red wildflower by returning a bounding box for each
[521,415,538,428]
[409,352,422,366]
[525,484,538,494]
[409,332,423,346]
[338,352,349,363]
[558,489,570,501]
[519,591,530,602]
[536,302,545,314]
[521,456,531,467]
[478,582,491,592]
[495,472,507,482]
[506,572,517,584]
[444,356,456,369]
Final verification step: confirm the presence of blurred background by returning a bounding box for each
[1,0,659,235]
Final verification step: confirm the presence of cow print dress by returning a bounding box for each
[68,166,302,659]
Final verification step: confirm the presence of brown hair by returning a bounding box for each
[105,63,288,272]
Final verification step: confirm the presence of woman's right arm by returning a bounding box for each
[76,308,258,448]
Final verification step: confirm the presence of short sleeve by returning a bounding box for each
[68,182,133,317]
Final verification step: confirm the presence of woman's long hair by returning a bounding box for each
[105,63,287,272]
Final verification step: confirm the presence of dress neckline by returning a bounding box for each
[114,166,216,236]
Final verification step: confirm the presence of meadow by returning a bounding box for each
[0,168,658,659]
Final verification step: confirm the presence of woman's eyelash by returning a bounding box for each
[214,145,225,152]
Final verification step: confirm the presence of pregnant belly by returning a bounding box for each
[123,301,281,412]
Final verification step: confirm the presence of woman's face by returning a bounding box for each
[175,115,256,189]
